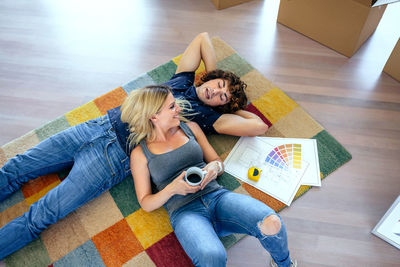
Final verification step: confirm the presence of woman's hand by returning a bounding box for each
[200,161,221,190]
[167,171,201,196]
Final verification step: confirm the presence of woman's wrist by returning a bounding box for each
[164,183,176,197]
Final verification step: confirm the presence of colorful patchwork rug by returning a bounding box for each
[0,37,352,267]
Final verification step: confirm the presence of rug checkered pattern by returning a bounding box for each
[0,37,352,267]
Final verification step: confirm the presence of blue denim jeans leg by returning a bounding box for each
[0,116,130,260]
[170,189,291,267]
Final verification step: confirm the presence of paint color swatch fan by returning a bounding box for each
[265,143,311,184]
[266,144,302,171]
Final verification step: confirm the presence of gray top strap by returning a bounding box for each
[179,121,195,139]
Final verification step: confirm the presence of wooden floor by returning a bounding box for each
[1,0,400,266]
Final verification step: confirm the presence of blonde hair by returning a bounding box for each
[120,85,191,149]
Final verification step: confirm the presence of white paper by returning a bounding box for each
[224,136,321,206]
[373,196,400,249]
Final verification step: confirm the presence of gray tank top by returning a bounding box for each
[139,122,222,214]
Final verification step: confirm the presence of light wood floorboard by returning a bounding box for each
[1,0,400,266]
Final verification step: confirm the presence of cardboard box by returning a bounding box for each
[384,38,400,82]
[210,0,253,10]
[277,0,399,57]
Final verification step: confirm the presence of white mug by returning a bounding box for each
[184,167,207,186]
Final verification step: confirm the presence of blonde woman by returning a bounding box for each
[124,85,296,267]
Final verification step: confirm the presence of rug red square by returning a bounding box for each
[146,232,193,267]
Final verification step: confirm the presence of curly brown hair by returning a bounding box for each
[197,69,248,113]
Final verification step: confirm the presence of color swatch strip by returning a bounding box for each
[265,144,302,169]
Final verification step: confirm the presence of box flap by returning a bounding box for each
[372,0,400,7]
[353,0,399,6]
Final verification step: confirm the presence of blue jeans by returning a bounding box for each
[0,116,130,259]
[170,189,291,267]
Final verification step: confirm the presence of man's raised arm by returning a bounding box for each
[176,32,216,74]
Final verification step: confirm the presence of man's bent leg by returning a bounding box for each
[0,123,93,201]
[0,136,118,260]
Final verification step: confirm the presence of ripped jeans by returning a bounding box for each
[170,189,291,267]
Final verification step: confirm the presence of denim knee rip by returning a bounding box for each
[258,213,283,240]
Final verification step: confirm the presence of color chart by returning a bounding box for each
[224,136,321,205]
[265,144,302,170]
